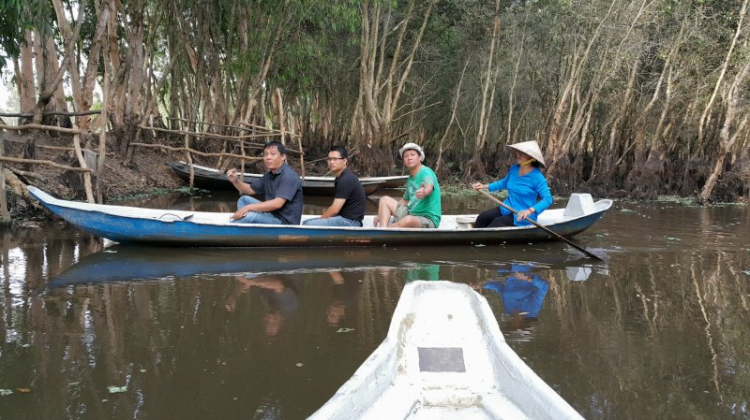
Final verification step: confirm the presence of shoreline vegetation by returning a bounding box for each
[1,0,749,221]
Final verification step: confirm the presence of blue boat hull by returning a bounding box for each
[29,187,609,248]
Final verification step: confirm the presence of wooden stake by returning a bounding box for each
[0,129,10,222]
[73,133,95,203]
[184,132,194,189]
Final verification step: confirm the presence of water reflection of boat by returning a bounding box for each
[29,186,613,248]
[48,246,391,287]
[168,161,393,196]
[48,244,605,288]
[309,281,583,420]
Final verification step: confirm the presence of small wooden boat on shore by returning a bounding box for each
[168,162,404,195]
[369,174,409,189]
[309,281,583,419]
[28,186,612,248]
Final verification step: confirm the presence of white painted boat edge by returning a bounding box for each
[308,281,584,420]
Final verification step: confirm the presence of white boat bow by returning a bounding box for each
[309,281,584,420]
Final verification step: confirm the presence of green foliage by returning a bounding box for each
[266,0,361,96]
[656,195,697,206]
[0,0,55,72]
[0,0,22,71]
[77,0,102,53]
[439,185,509,200]
[3,0,748,200]
[110,187,201,203]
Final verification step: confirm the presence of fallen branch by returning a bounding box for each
[0,156,93,172]
[165,117,300,137]
[6,166,46,182]
[37,145,76,151]
[0,110,101,118]
[129,142,263,161]
[0,137,74,151]
[3,169,32,200]
[142,125,291,142]
[0,123,85,135]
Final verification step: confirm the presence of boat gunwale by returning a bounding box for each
[28,186,612,234]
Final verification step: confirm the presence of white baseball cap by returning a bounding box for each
[398,142,425,161]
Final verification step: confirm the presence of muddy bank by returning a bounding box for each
[3,131,183,219]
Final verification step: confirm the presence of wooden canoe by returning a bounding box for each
[309,280,584,419]
[168,162,398,195]
[28,186,612,248]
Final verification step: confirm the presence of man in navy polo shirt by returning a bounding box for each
[303,145,366,227]
[227,140,304,224]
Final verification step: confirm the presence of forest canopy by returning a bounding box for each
[1,0,749,202]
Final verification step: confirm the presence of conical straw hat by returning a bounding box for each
[508,140,546,167]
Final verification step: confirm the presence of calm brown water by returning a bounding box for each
[1,190,749,420]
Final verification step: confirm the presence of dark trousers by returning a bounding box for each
[475,207,515,228]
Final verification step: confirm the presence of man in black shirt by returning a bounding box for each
[227,141,304,224]
[303,146,366,227]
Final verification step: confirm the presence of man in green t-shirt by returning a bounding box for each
[375,142,442,228]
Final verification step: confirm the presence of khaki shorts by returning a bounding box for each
[394,204,436,228]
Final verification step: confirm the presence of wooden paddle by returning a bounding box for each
[478,189,603,261]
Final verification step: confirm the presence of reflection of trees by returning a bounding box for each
[4,222,750,420]
[531,249,750,419]
[357,270,403,351]
[2,259,411,418]
[1,230,11,356]
[0,225,106,418]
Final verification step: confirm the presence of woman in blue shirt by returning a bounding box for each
[471,140,552,228]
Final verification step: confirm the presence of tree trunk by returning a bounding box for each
[0,131,10,222]
[548,0,618,174]
[699,57,750,202]
[51,0,109,131]
[475,0,501,153]
[506,8,530,146]
[32,8,84,126]
[464,0,501,183]
[352,0,435,156]
[18,31,36,166]
[695,0,749,158]
[435,59,469,175]
[18,31,35,120]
